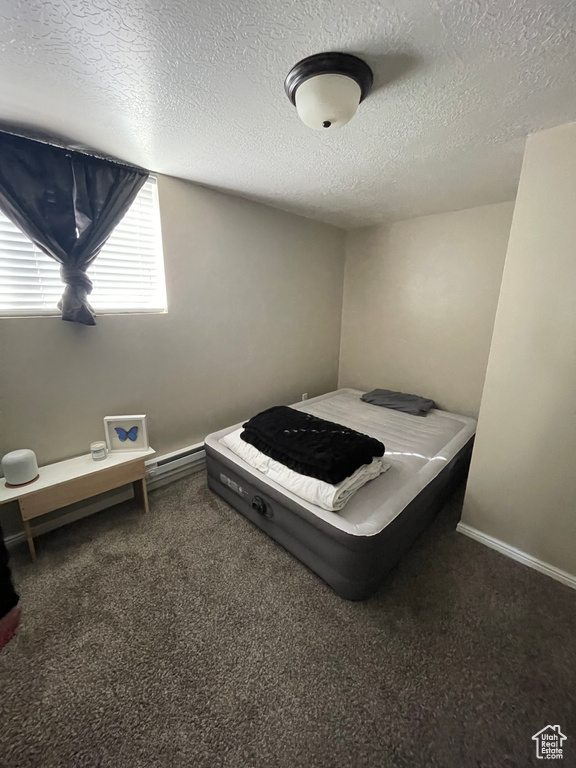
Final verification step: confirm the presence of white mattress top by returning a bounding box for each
[205,389,476,536]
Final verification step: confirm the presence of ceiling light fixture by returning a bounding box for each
[284,52,373,131]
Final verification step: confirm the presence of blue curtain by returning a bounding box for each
[0,131,148,325]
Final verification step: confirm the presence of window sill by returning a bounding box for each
[0,309,168,319]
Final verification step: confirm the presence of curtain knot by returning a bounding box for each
[59,265,93,295]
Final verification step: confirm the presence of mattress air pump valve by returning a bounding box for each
[252,496,272,519]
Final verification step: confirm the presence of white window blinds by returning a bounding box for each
[0,177,167,316]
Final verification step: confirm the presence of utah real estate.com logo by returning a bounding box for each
[532,725,567,760]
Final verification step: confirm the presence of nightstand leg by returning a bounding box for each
[22,518,37,562]
[133,477,149,514]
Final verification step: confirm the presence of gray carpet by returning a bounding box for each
[0,472,574,768]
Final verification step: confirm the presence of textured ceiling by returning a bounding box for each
[0,0,576,227]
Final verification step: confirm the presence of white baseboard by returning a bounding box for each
[456,522,576,591]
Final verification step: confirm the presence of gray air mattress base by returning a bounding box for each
[205,390,475,601]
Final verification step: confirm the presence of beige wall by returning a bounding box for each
[462,123,576,578]
[0,175,345,535]
[338,202,514,417]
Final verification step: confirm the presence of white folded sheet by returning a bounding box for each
[220,428,390,512]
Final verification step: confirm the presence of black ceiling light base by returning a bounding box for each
[284,52,374,106]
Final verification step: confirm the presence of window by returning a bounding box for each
[0,177,167,316]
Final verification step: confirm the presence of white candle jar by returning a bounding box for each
[90,441,107,461]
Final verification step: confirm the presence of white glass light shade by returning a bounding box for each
[295,74,362,131]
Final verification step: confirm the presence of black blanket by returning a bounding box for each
[241,406,384,484]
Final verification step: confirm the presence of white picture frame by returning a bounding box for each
[104,415,149,453]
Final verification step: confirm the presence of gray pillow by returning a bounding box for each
[361,388,436,416]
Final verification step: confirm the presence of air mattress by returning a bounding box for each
[205,389,476,599]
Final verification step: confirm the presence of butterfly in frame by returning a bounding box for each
[115,426,139,443]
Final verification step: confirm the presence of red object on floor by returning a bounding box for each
[0,603,21,651]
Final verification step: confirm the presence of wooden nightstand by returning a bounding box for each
[0,447,155,561]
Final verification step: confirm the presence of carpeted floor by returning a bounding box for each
[0,472,574,768]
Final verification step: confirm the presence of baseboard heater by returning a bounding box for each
[145,442,206,490]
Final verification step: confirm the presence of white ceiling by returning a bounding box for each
[0,0,576,228]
